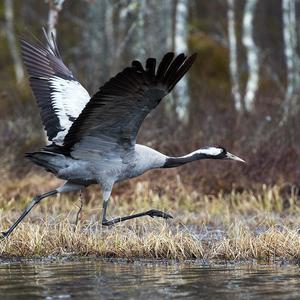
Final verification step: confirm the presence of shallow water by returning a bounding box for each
[0,259,299,300]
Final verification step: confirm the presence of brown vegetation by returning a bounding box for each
[0,174,299,262]
[0,1,300,263]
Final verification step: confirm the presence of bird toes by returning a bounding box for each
[102,220,115,226]
[147,209,173,220]
[0,232,8,239]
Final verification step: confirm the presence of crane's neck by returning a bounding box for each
[163,147,225,168]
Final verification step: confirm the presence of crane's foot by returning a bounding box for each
[102,219,117,226]
[0,231,9,239]
[146,209,173,220]
[102,209,173,226]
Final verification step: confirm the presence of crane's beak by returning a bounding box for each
[225,152,246,163]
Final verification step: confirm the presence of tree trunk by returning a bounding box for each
[4,0,24,85]
[46,0,65,49]
[281,0,300,123]
[173,0,189,122]
[135,0,146,59]
[82,0,110,91]
[227,0,243,112]
[242,0,259,112]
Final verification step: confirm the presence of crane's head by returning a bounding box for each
[163,146,245,168]
[198,146,245,162]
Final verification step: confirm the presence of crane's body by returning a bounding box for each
[28,144,167,186]
[1,31,245,238]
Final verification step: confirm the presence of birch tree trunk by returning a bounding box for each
[135,0,146,59]
[113,1,140,73]
[133,0,173,59]
[83,0,109,91]
[227,0,243,112]
[143,0,173,58]
[4,0,24,85]
[46,0,65,49]
[281,0,300,122]
[174,0,189,121]
[242,0,259,112]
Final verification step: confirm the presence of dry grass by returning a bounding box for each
[0,173,299,262]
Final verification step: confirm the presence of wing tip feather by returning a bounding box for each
[155,52,197,92]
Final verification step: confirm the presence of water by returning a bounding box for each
[0,259,299,300]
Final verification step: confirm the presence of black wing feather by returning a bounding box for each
[131,60,144,72]
[168,54,197,91]
[156,52,175,80]
[21,32,89,143]
[62,52,197,156]
[145,58,156,76]
[162,53,186,85]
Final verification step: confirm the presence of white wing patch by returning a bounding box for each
[49,76,90,144]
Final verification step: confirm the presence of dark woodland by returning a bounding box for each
[1,0,300,192]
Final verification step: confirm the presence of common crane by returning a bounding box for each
[2,33,245,238]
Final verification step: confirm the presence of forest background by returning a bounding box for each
[1,0,300,194]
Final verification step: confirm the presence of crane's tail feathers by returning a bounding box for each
[26,151,67,174]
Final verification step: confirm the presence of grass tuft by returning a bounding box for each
[0,174,299,262]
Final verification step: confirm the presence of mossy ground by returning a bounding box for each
[0,173,299,262]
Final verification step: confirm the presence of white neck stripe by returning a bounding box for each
[182,147,223,158]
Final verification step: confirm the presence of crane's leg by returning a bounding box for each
[101,189,173,226]
[1,190,57,238]
[1,181,83,238]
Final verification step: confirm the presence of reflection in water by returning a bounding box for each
[0,259,299,300]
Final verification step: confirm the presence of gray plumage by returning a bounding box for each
[1,33,245,238]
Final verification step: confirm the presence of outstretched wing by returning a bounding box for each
[21,33,90,145]
[61,52,197,161]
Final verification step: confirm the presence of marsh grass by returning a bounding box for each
[0,173,299,262]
